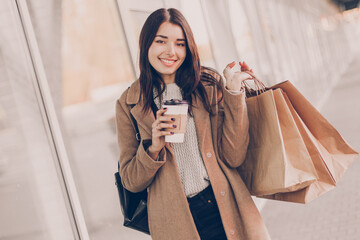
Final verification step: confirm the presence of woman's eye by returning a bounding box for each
[177,43,185,47]
[155,40,165,44]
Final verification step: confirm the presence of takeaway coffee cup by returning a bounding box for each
[163,99,188,143]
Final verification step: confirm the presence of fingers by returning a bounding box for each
[153,108,176,124]
[239,61,254,73]
[233,71,254,82]
[225,60,252,72]
[152,108,177,135]
[239,61,250,70]
[152,122,175,137]
[158,122,177,129]
[154,108,174,124]
[150,108,174,152]
[156,107,167,119]
[239,61,245,71]
[153,123,177,133]
[155,130,175,137]
[227,61,236,69]
[223,62,236,81]
[224,61,254,80]
[158,115,176,122]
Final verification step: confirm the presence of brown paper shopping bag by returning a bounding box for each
[239,86,318,196]
[260,81,359,203]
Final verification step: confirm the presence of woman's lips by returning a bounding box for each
[160,58,177,67]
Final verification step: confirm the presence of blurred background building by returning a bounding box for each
[0,0,359,239]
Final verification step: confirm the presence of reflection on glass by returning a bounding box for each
[256,0,352,106]
[181,0,216,68]
[228,0,256,68]
[0,1,73,239]
[62,0,149,239]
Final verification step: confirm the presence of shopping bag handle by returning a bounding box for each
[241,71,266,97]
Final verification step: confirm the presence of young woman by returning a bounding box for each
[116,8,271,240]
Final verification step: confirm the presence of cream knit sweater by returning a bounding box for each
[153,83,210,197]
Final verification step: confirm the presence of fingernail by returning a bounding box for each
[173,125,177,128]
[163,107,167,110]
[170,132,174,134]
[171,118,175,121]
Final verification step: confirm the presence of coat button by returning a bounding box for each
[220,191,225,196]
[230,229,235,235]
[206,152,212,158]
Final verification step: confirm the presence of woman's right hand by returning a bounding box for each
[223,61,253,91]
[148,108,176,157]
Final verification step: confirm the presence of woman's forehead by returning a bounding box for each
[156,22,185,40]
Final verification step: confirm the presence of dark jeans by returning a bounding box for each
[187,185,228,240]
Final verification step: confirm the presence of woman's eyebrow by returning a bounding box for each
[155,35,168,39]
[155,35,185,41]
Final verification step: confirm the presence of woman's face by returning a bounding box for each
[148,22,187,83]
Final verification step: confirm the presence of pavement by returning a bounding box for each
[260,48,360,240]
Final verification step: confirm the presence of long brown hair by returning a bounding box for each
[138,8,223,115]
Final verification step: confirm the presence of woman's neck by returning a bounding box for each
[161,74,176,85]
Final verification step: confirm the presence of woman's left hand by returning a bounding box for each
[223,61,253,91]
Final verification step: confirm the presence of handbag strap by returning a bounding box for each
[118,105,140,171]
[129,100,158,142]
[129,105,141,142]
[118,102,157,170]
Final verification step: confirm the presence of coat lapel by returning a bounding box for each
[130,104,154,139]
[126,80,154,140]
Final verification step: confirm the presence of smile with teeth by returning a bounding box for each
[160,58,177,66]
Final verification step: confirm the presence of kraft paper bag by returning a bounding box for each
[260,81,359,203]
[239,88,318,196]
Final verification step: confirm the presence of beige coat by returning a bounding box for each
[116,70,271,240]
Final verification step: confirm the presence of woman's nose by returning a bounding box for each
[165,43,175,56]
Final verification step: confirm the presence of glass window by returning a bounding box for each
[0,1,74,239]
[180,0,216,68]
[228,0,257,69]
[61,0,148,239]
[116,0,164,74]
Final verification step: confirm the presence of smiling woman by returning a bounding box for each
[148,22,187,84]
[115,7,271,240]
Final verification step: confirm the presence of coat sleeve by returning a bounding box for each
[115,95,166,193]
[215,75,250,168]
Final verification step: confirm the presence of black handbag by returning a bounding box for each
[114,171,149,234]
[114,107,150,235]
